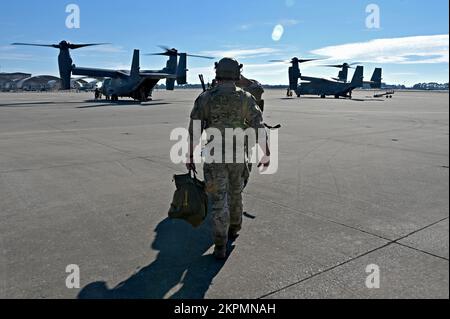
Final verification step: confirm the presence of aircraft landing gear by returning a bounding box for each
[334,95,339,99]
[111,94,119,102]
[139,88,148,102]
[320,94,326,99]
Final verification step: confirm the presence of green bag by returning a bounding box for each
[168,172,208,228]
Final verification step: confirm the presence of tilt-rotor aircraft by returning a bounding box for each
[322,62,361,82]
[72,46,213,102]
[299,66,364,99]
[324,63,383,90]
[272,57,366,99]
[12,41,108,90]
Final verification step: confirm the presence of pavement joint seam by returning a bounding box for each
[250,195,449,298]
[247,191,449,251]
[394,241,449,261]
[246,192,394,242]
[258,241,393,299]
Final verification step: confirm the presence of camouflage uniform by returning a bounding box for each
[236,75,265,112]
[189,82,264,247]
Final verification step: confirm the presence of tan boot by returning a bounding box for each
[228,228,240,240]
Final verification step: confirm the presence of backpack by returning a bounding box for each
[168,172,208,228]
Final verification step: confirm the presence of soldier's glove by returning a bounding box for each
[257,154,271,172]
[186,155,197,174]
[186,163,197,174]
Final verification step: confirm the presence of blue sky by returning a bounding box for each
[0,0,448,85]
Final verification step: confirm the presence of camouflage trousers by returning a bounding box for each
[204,163,246,247]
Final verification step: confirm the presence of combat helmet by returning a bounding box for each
[215,57,243,81]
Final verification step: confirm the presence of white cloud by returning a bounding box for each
[237,19,300,31]
[311,34,449,64]
[200,47,281,59]
[0,47,35,61]
[187,61,289,84]
[78,45,126,54]
[279,19,300,26]
[0,53,35,61]
[238,24,252,31]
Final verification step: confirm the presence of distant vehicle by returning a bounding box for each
[374,90,394,98]
[72,47,212,102]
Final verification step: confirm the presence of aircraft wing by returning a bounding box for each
[72,66,124,78]
[139,72,177,79]
[300,75,331,83]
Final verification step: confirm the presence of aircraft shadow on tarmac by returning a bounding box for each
[77,216,233,299]
[0,101,86,107]
[279,97,385,102]
[77,99,172,108]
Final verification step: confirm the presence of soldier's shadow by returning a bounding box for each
[77,217,232,299]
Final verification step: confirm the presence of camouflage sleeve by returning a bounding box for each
[190,94,205,120]
[243,92,264,129]
[189,92,208,136]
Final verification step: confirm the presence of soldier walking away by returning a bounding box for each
[186,58,271,260]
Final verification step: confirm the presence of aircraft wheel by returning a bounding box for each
[334,95,339,99]
[320,95,326,99]
[112,95,118,102]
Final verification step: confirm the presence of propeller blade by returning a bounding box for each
[146,52,167,56]
[11,43,58,48]
[322,62,360,68]
[298,58,318,63]
[186,54,214,60]
[69,43,110,49]
[158,45,172,52]
[268,59,289,63]
[146,47,213,59]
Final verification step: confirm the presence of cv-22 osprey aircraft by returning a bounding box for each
[273,57,382,99]
[12,41,212,101]
[12,40,109,90]
[72,46,213,101]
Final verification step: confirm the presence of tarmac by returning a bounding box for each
[0,89,448,299]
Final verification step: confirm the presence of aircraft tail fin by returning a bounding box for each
[130,49,140,78]
[338,68,348,82]
[177,53,187,85]
[350,66,364,87]
[370,68,382,88]
[166,55,178,75]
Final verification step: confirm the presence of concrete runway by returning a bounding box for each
[0,89,448,299]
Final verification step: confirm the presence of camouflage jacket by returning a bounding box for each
[189,83,265,162]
